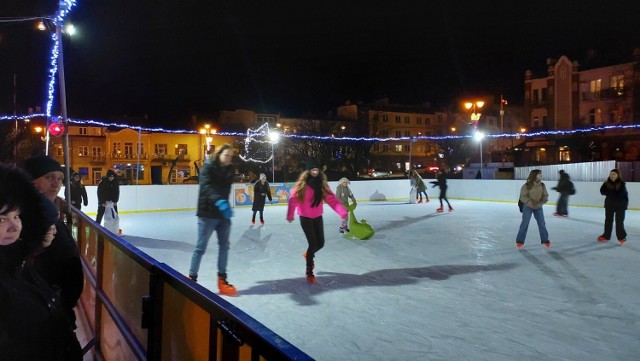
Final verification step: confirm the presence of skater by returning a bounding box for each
[188,144,238,296]
[287,160,347,283]
[251,173,272,225]
[70,172,89,211]
[335,177,357,233]
[597,169,628,244]
[430,167,452,212]
[551,170,574,217]
[516,169,551,248]
[96,170,120,224]
[411,169,429,203]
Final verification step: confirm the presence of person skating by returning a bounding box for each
[251,173,272,225]
[188,144,238,296]
[430,167,452,212]
[551,170,574,217]
[335,177,357,233]
[597,169,628,244]
[69,172,88,211]
[516,169,551,248]
[411,170,429,203]
[287,160,347,283]
[96,170,120,224]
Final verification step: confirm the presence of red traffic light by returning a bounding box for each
[48,122,66,137]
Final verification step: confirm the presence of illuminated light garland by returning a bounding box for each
[3,114,640,141]
[238,123,277,164]
[45,0,76,118]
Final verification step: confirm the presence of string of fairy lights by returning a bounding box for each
[2,0,639,151]
[3,113,640,143]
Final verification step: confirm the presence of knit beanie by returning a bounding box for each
[24,155,63,179]
[305,159,320,170]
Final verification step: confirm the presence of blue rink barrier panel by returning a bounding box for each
[71,209,313,361]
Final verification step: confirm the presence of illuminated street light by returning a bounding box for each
[269,130,280,182]
[474,131,485,178]
[199,124,216,160]
[464,100,484,127]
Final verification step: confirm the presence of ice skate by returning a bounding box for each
[448,206,454,212]
[260,218,264,225]
[516,242,523,248]
[618,239,625,245]
[217,273,237,296]
[251,216,255,225]
[597,235,609,242]
[542,241,551,248]
[417,199,423,203]
[188,274,198,282]
[436,207,444,212]
[306,267,316,284]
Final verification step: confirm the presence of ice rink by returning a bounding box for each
[119,200,639,361]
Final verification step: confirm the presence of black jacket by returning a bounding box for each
[196,157,234,219]
[33,220,84,324]
[600,178,629,210]
[0,242,82,361]
[252,180,273,212]
[70,180,88,208]
[97,170,120,204]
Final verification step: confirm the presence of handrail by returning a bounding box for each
[70,208,313,361]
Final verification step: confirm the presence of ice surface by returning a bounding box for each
[120,200,640,361]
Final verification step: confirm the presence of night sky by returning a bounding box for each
[1,0,640,126]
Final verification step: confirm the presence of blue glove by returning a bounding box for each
[215,199,233,219]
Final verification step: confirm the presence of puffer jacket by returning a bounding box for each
[600,178,628,210]
[519,180,549,209]
[196,157,235,219]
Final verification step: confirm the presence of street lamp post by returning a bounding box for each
[474,131,485,178]
[269,130,280,183]
[464,100,484,129]
[199,124,216,161]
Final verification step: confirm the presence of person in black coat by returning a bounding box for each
[0,164,83,360]
[552,170,574,217]
[251,173,272,225]
[96,169,120,224]
[23,155,84,329]
[69,172,88,211]
[188,144,238,296]
[597,169,628,244]
[430,167,453,212]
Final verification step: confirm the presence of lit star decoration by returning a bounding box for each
[2,114,640,142]
[45,0,77,118]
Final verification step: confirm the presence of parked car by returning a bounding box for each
[369,169,392,178]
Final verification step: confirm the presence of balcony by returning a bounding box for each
[582,86,627,101]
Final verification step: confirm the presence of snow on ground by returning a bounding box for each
[120,200,640,361]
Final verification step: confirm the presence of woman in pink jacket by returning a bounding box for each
[287,161,347,283]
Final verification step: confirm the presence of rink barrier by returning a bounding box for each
[70,209,313,361]
[67,179,639,216]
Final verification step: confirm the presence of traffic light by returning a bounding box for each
[48,121,66,137]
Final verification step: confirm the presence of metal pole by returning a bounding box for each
[271,142,275,183]
[13,73,18,165]
[479,138,483,178]
[408,137,412,176]
[56,22,72,216]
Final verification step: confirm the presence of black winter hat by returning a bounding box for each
[24,155,63,179]
[305,159,320,170]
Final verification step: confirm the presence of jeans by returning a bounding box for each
[516,205,549,244]
[189,217,231,277]
[556,193,569,215]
